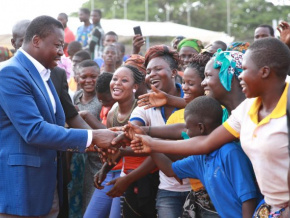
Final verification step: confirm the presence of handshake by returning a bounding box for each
[86,122,154,158]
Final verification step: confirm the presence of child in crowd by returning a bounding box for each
[148,96,261,218]
[68,50,91,99]
[80,73,115,127]
[100,45,118,74]
[96,73,116,125]
[72,60,102,215]
[131,37,290,218]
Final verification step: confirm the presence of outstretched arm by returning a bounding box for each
[131,125,236,155]
[150,153,176,177]
[138,85,186,109]
[112,122,185,142]
[79,110,106,129]
[66,114,91,129]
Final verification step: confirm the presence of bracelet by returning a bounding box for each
[148,126,151,136]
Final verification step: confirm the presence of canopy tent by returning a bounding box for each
[0,17,233,49]
[69,18,234,44]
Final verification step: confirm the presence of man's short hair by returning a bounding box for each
[185,96,223,127]
[80,8,90,15]
[256,24,274,36]
[12,20,31,36]
[74,50,91,60]
[24,16,63,43]
[78,59,99,69]
[105,31,118,40]
[58,13,68,21]
[213,40,227,51]
[93,9,102,17]
[249,37,290,78]
[96,73,113,93]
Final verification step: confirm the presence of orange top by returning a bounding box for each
[123,156,147,173]
[100,106,111,125]
[112,159,123,171]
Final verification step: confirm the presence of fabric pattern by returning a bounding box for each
[76,24,94,47]
[213,49,243,91]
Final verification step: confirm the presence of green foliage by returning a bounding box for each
[80,0,290,41]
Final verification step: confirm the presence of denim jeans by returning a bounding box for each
[84,171,121,218]
[156,189,189,218]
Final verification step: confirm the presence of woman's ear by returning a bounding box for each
[133,84,139,93]
[171,69,178,78]
[198,123,205,135]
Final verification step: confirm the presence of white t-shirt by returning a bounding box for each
[130,106,191,192]
[223,83,289,209]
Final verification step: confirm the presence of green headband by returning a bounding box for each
[177,39,204,53]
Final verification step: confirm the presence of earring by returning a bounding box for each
[133,89,136,93]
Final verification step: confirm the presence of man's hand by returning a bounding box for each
[106,176,130,197]
[90,129,119,150]
[130,134,153,154]
[137,85,167,109]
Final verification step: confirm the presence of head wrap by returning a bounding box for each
[226,42,250,54]
[177,38,204,53]
[125,54,146,76]
[144,45,180,68]
[213,49,243,91]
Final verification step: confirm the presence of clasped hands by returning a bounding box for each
[86,122,154,164]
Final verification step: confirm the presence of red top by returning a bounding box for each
[64,27,75,57]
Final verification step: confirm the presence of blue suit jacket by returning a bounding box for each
[0,51,88,216]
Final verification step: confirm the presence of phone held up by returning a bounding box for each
[133,26,142,36]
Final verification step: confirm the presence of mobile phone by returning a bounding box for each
[133,26,142,36]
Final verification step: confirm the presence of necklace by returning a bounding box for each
[113,99,137,126]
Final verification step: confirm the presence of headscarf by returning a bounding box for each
[213,49,243,91]
[226,42,250,54]
[125,54,146,76]
[144,45,180,68]
[0,47,13,62]
[177,38,204,53]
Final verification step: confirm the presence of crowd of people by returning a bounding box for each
[0,7,289,218]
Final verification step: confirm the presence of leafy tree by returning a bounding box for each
[79,0,290,41]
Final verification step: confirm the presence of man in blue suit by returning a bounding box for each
[0,15,117,217]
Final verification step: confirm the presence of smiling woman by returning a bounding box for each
[127,45,192,218]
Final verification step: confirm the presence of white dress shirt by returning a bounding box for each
[19,48,92,147]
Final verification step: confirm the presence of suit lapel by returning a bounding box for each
[15,51,56,123]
